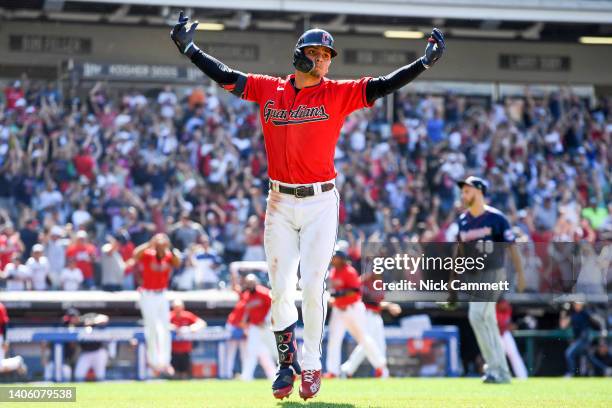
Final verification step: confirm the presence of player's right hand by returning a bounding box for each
[170,11,199,57]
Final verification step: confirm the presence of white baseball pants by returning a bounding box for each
[0,335,25,374]
[240,324,277,380]
[264,183,339,371]
[139,290,171,370]
[501,330,528,378]
[326,302,386,376]
[74,348,108,381]
[341,308,386,376]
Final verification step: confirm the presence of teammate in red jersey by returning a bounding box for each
[171,12,445,400]
[340,271,402,377]
[133,233,180,377]
[240,274,277,381]
[170,299,206,379]
[325,246,388,378]
[0,302,27,376]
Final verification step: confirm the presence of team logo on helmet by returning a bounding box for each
[321,32,331,46]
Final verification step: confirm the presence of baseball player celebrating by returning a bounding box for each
[340,272,402,378]
[452,176,526,384]
[171,13,445,400]
[325,246,388,378]
[240,274,277,381]
[0,302,27,376]
[133,233,180,377]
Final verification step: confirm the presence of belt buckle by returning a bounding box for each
[294,185,309,198]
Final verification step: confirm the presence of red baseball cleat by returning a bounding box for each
[374,366,389,378]
[299,369,321,400]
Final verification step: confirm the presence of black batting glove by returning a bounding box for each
[170,11,199,58]
[421,28,446,68]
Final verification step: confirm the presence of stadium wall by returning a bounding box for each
[1,21,612,86]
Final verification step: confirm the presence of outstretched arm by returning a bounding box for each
[170,11,247,97]
[365,28,445,104]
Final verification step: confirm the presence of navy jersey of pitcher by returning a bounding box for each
[456,205,515,270]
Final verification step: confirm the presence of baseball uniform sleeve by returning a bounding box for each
[183,311,199,325]
[345,266,362,289]
[333,77,374,116]
[242,74,280,104]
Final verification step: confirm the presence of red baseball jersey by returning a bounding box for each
[243,285,272,326]
[140,249,173,290]
[66,243,96,279]
[242,74,373,184]
[496,299,512,335]
[227,291,249,326]
[170,310,199,353]
[329,264,361,309]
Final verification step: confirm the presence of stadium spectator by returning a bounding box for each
[66,230,97,289]
[169,211,205,252]
[26,243,50,290]
[1,252,31,290]
[242,215,264,262]
[191,236,223,289]
[0,77,608,296]
[0,222,24,270]
[60,257,84,291]
[19,218,40,260]
[169,299,206,379]
[44,225,69,288]
[100,237,126,291]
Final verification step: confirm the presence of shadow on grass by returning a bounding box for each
[279,402,356,408]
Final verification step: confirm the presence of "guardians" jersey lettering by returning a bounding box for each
[263,101,329,125]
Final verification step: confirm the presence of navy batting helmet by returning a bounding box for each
[293,28,337,73]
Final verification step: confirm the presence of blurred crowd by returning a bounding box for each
[0,76,610,291]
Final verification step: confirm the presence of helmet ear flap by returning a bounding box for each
[293,48,314,73]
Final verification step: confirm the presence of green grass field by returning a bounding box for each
[3,378,611,408]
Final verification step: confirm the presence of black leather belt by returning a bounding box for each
[270,182,334,198]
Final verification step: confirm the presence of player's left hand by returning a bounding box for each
[422,28,446,68]
[170,11,199,57]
